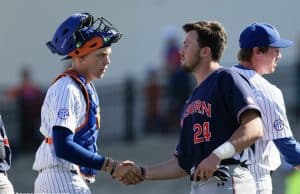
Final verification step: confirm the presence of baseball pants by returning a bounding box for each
[190,165,256,194]
[34,167,91,194]
[249,164,273,194]
[0,172,14,194]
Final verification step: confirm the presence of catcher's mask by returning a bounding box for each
[46,12,122,60]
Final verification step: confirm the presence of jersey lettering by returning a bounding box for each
[193,122,211,144]
[181,100,211,128]
[183,100,211,119]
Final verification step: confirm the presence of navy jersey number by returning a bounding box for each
[193,122,211,144]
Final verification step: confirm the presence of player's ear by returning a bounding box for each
[200,46,211,57]
[253,47,263,56]
[74,56,86,64]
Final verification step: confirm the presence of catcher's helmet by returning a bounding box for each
[46,12,122,58]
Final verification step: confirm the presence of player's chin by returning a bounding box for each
[96,70,106,78]
[271,68,276,73]
[97,73,105,79]
[181,64,193,72]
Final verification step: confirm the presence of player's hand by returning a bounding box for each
[213,165,230,181]
[295,165,300,170]
[112,160,144,185]
[192,153,221,181]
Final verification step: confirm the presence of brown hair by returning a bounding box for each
[182,21,227,62]
[238,46,269,62]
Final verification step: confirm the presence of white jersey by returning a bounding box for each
[33,76,89,172]
[232,65,293,193]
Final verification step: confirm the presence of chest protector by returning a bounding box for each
[54,69,101,179]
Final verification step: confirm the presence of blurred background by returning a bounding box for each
[1,0,300,193]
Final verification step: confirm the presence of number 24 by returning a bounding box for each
[193,122,211,144]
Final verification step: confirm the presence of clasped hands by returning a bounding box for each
[103,158,144,185]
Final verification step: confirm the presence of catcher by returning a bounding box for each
[32,12,142,193]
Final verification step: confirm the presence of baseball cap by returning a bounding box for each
[239,23,293,48]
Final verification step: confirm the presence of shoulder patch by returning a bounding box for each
[58,108,69,119]
[273,119,284,131]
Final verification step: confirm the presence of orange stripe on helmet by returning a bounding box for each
[68,37,104,58]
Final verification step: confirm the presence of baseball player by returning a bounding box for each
[121,21,264,194]
[0,114,14,194]
[32,12,142,194]
[232,23,300,194]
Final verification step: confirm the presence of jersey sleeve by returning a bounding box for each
[257,87,293,140]
[219,70,261,123]
[174,141,192,174]
[51,79,85,133]
[273,137,300,166]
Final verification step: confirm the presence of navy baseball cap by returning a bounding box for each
[239,23,293,48]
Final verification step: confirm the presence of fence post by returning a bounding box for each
[124,77,135,142]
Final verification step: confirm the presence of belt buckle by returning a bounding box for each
[69,170,94,184]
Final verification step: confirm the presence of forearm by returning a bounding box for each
[144,156,187,180]
[53,126,133,176]
[229,110,263,153]
[53,126,105,170]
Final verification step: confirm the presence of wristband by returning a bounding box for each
[140,167,145,178]
[104,158,111,172]
[110,161,117,175]
[213,141,236,160]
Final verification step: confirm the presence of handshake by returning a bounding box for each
[102,158,145,185]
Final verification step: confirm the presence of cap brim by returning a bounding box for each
[269,39,293,48]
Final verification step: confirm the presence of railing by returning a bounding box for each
[0,64,299,152]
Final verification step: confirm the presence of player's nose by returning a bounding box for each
[278,51,282,59]
[178,47,183,56]
[107,57,111,64]
[101,56,111,65]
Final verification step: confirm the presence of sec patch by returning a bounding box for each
[273,119,284,131]
[58,108,69,119]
